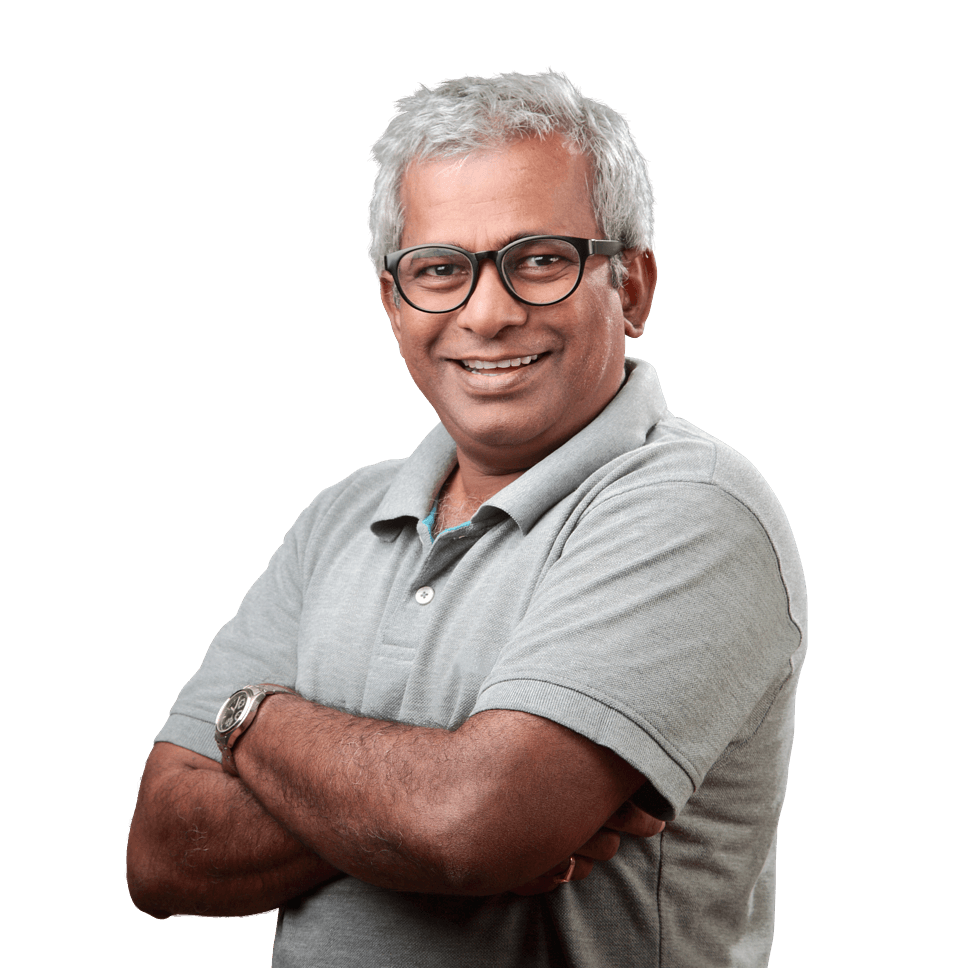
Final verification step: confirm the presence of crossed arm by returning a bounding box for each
[127,694,664,917]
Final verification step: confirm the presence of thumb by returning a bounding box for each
[603,800,665,837]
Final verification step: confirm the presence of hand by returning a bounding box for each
[509,800,665,896]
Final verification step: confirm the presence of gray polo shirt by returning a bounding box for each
[158,358,806,968]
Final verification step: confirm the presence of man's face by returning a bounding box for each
[382,135,652,476]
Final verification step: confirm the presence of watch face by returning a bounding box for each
[217,690,252,732]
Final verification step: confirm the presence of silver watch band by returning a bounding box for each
[215,683,297,776]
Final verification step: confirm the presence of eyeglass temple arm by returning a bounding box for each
[589,240,625,257]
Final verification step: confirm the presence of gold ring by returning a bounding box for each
[557,856,577,884]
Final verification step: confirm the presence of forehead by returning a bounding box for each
[399,136,600,249]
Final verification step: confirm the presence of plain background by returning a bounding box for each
[3,2,964,964]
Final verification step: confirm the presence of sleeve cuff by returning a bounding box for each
[155,712,222,762]
[472,678,696,819]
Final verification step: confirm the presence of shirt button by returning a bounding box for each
[415,586,434,605]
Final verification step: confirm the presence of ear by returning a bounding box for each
[380,270,405,350]
[619,250,657,339]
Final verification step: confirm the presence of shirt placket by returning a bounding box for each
[359,523,483,719]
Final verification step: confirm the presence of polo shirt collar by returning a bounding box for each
[370,358,667,540]
[369,424,456,540]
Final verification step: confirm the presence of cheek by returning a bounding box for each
[575,287,626,369]
[395,316,443,360]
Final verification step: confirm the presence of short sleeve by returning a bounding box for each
[471,481,802,818]
[154,504,312,760]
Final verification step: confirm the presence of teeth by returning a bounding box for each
[464,354,538,372]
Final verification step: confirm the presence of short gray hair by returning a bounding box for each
[368,71,654,282]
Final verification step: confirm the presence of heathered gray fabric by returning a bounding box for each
[157,359,806,968]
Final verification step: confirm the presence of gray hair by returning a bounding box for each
[368,71,654,284]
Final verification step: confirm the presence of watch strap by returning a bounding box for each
[216,683,297,776]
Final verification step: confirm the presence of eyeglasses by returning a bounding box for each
[384,235,624,314]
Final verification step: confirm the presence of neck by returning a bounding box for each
[432,459,525,536]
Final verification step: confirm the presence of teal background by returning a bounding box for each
[3,3,961,964]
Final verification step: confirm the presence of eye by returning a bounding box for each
[502,239,583,302]
[397,248,474,294]
[505,239,580,279]
[410,259,470,286]
[421,263,459,277]
[520,253,562,269]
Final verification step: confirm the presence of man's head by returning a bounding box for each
[371,73,657,477]
[369,72,654,277]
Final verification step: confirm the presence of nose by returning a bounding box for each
[456,259,528,339]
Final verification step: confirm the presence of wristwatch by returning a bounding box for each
[215,683,297,776]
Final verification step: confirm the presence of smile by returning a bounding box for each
[459,355,540,374]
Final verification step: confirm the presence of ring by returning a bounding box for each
[556,856,577,884]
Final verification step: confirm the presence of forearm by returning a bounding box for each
[235,694,642,895]
[127,742,340,918]
[236,697,474,893]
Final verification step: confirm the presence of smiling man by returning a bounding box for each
[128,73,806,967]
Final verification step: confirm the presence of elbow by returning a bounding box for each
[126,859,174,919]
[126,827,176,918]
[127,876,173,919]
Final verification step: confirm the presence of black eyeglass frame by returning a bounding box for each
[384,235,625,314]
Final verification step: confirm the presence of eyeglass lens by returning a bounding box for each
[396,238,583,312]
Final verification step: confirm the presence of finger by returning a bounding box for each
[509,873,565,896]
[573,828,621,862]
[603,800,665,837]
[565,854,595,883]
[511,852,600,894]
[509,857,577,896]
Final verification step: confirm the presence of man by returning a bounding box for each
[128,72,806,967]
